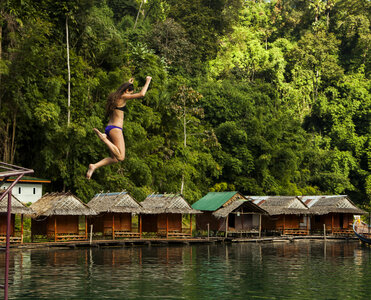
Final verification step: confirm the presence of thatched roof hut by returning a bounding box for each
[141,194,201,214]
[30,192,96,217]
[0,191,33,215]
[249,196,309,215]
[87,191,143,214]
[299,195,366,215]
[212,200,267,218]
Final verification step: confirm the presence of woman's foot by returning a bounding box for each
[93,128,108,142]
[86,164,96,179]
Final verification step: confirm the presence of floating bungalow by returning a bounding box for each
[0,191,33,243]
[140,194,201,238]
[30,192,96,242]
[192,192,267,236]
[87,191,144,239]
[250,196,310,235]
[299,195,367,235]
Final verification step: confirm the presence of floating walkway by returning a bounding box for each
[0,235,360,251]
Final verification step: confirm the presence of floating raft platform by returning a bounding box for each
[0,235,359,251]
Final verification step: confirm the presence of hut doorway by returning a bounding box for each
[339,214,344,228]
[228,213,235,229]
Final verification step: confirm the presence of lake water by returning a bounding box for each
[0,241,370,299]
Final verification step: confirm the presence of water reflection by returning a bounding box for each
[0,241,369,299]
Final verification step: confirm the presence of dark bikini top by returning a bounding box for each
[115,106,127,112]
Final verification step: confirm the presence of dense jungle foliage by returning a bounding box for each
[0,0,370,209]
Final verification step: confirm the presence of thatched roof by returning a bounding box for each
[299,195,367,215]
[249,196,309,215]
[141,194,201,214]
[30,192,96,217]
[213,200,268,218]
[87,191,144,214]
[0,191,33,215]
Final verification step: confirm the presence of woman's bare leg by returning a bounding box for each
[86,157,118,179]
[86,128,125,179]
[93,128,125,160]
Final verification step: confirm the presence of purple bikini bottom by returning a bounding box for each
[105,125,122,137]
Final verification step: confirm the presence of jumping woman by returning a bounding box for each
[86,76,152,179]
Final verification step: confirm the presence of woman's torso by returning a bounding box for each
[107,99,126,128]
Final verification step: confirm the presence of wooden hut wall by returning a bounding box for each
[113,213,131,231]
[276,215,300,230]
[46,216,79,235]
[233,214,260,231]
[196,212,223,231]
[0,214,15,235]
[157,214,182,232]
[310,213,353,231]
[90,213,132,234]
[142,214,158,232]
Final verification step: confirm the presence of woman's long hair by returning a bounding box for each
[106,82,134,116]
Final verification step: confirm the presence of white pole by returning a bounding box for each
[90,224,93,245]
[66,15,71,125]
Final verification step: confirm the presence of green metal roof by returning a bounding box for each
[191,192,238,211]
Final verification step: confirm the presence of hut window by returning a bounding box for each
[33,188,36,194]
[18,187,21,194]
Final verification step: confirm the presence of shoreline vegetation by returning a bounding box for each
[0,1,369,214]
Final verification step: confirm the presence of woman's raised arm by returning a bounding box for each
[122,76,152,100]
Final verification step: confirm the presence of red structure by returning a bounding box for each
[0,162,33,300]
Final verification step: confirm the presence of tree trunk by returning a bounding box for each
[66,15,71,125]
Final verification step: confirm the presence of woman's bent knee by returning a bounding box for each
[116,155,125,162]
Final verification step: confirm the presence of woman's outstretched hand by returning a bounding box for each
[146,76,152,81]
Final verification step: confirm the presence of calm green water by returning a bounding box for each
[0,241,370,299]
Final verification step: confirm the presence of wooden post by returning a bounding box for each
[259,214,262,238]
[85,216,88,239]
[139,215,142,239]
[112,214,115,240]
[190,214,192,236]
[283,215,286,234]
[90,224,93,245]
[331,214,334,235]
[207,223,210,240]
[21,214,24,244]
[54,216,57,242]
[166,215,169,239]
[306,215,309,235]
[225,216,228,238]
[323,224,326,240]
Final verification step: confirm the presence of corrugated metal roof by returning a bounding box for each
[191,192,239,211]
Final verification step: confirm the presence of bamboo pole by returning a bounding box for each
[90,225,93,245]
[139,215,142,239]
